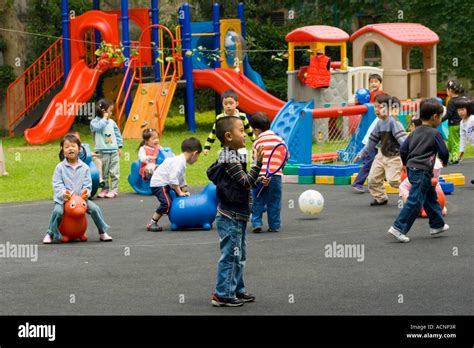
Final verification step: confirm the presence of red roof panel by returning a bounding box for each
[350,23,439,45]
[286,25,349,43]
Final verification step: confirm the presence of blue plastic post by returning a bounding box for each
[121,0,132,117]
[93,0,103,98]
[212,3,222,116]
[61,0,70,78]
[180,3,196,132]
[151,0,161,82]
[212,3,221,69]
[237,2,247,76]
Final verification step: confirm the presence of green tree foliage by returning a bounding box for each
[26,0,91,66]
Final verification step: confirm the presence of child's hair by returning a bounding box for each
[249,112,270,132]
[96,98,113,117]
[368,73,382,83]
[454,96,474,115]
[419,98,444,120]
[374,93,391,105]
[59,133,81,161]
[216,116,241,144]
[410,117,423,127]
[446,80,464,94]
[390,96,401,109]
[138,128,158,150]
[181,137,202,153]
[221,89,238,102]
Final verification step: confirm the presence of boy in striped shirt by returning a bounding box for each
[249,112,288,233]
[203,89,255,155]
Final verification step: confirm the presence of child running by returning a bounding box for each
[203,89,255,155]
[455,96,474,184]
[147,137,202,232]
[248,112,288,233]
[43,133,113,244]
[398,118,446,215]
[138,128,160,181]
[207,116,269,307]
[354,94,407,205]
[90,99,123,198]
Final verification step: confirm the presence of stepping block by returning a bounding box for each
[384,182,399,194]
[283,164,299,176]
[351,174,367,186]
[313,164,360,176]
[315,176,334,184]
[298,165,315,176]
[440,173,465,186]
[298,175,315,184]
[334,176,351,185]
[282,175,298,184]
[439,181,454,194]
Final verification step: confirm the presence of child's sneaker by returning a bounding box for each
[387,226,410,243]
[236,292,256,303]
[430,224,449,236]
[42,233,52,244]
[105,191,118,198]
[268,228,279,232]
[97,190,107,198]
[147,222,163,232]
[211,294,244,307]
[370,199,388,206]
[352,184,364,193]
[251,226,262,233]
[99,232,113,242]
[99,180,105,188]
[471,179,474,185]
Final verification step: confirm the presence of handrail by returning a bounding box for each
[115,57,139,128]
[6,37,64,135]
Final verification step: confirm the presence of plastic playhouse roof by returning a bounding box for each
[350,23,439,45]
[285,25,350,43]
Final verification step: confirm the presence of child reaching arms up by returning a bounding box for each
[43,134,113,244]
[138,128,160,181]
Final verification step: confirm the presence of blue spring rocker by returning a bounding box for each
[168,183,218,231]
[128,147,175,195]
[80,143,100,198]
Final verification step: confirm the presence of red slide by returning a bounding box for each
[24,60,101,145]
[193,68,285,119]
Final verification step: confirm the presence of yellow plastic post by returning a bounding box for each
[340,43,347,70]
[288,42,295,71]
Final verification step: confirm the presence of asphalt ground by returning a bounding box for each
[0,160,473,315]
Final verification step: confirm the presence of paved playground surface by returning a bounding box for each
[1,160,473,315]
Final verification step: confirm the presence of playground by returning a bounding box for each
[0,0,473,323]
[0,160,473,315]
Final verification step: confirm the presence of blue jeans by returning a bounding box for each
[393,168,444,234]
[215,214,247,298]
[47,201,110,240]
[251,175,282,230]
[353,148,377,186]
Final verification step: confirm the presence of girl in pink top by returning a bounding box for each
[138,128,160,181]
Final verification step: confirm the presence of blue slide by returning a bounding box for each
[189,22,266,90]
[271,100,314,165]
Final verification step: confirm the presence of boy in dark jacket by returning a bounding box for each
[388,99,450,243]
[207,116,269,307]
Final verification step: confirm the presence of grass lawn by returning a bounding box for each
[1,112,473,203]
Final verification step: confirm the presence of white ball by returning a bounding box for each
[298,190,324,215]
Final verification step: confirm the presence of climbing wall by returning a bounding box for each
[122,81,177,139]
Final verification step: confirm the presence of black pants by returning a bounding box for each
[151,185,173,215]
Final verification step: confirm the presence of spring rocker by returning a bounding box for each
[58,192,88,242]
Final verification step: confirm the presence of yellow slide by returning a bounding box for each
[122,80,177,139]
